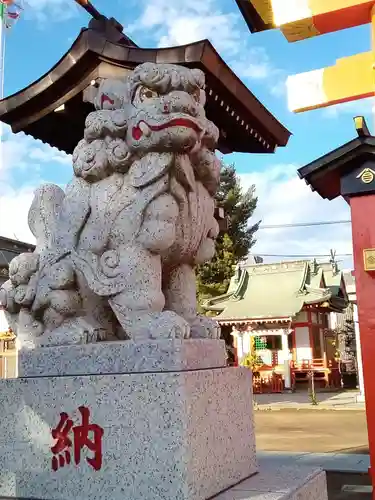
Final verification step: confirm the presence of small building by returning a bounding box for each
[0,236,34,378]
[0,235,34,286]
[204,258,348,390]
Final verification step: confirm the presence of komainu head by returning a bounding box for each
[124,62,218,155]
[73,62,220,190]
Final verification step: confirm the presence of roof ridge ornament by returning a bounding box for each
[310,258,318,275]
[74,0,102,20]
[74,0,137,47]
[354,116,372,137]
[329,249,339,276]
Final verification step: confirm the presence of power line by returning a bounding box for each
[259,220,351,230]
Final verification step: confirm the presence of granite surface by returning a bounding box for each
[0,366,257,500]
[18,339,227,377]
[213,466,328,500]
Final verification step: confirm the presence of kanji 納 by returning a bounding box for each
[51,406,104,472]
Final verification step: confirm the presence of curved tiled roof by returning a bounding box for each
[0,17,290,155]
[204,259,348,322]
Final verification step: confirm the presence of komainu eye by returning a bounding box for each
[133,86,159,105]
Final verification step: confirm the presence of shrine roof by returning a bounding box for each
[0,236,34,267]
[0,236,35,284]
[203,259,348,323]
[298,131,375,200]
[0,17,290,155]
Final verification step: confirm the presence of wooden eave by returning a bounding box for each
[219,317,292,326]
[298,136,375,200]
[0,26,290,155]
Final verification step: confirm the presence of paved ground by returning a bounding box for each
[254,390,365,411]
[255,409,368,453]
[256,408,371,498]
[327,472,372,500]
[258,454,372,499]
[258,452,370,473]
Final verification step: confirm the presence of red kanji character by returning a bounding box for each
[51,412,74,471]
[51,407,104,472]
[73,406,104,471]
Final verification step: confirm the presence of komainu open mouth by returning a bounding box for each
[132,117,203,140]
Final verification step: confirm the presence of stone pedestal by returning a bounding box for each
[0,339,328,500]
[212,465,328,499]
[0,340,258,500]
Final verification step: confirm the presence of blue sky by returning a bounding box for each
[2,0,373,268]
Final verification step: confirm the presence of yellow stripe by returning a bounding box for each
[251,0,274,24]
[248,0,374,41]
[323,51,374,105]
[309,0,372,16]
[281,19,319,42]
[288,52,374,113]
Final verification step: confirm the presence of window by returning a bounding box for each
[266,336,282,350]
[321,314,328,329]
[311,326,322,358]
[254,335,282,351]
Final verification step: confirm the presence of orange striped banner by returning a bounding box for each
[287,52,374,112]
[250,0,375,41]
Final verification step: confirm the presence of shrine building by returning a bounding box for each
[0,236,34,378]
[204,258,349,390]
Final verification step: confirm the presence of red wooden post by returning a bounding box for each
[350,194,375,490]
[297,119,375,497]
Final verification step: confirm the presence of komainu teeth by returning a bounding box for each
[139,121,151,137]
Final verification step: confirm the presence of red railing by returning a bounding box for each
[291,358,341,388]
[291,358,339,370]
[253,373,284,394]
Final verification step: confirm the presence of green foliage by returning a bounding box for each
[309,389,319,406]
[308,371,319,406]
[242,351,263,372]
[197,164,259,305]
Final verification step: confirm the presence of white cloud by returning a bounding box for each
[28,146,71,165]
[0,128,70,245]
[23,0,79,23]
[127,0,283,88]
[129,0,240,54]
[238,164,353,269]
[1,127,70,175]
[323,97,375,119]
[0,185,36,244]
[232,47,276,80]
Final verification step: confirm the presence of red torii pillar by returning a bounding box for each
[298,117,375,495]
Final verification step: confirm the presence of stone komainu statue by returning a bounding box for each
[0,62,222,347]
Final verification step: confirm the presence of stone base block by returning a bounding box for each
[18,339,227,377]
[213,465,328,499]
[0,367,257,500]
